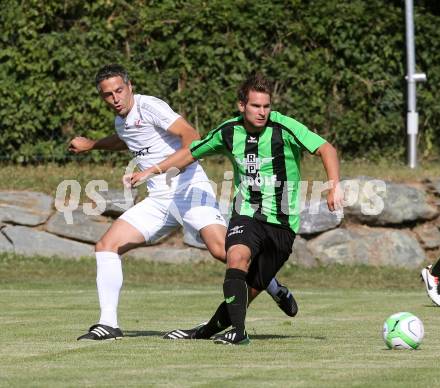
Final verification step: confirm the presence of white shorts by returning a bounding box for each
[119,181,226,244]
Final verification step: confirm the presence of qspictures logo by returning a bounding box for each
[54,158,388,224]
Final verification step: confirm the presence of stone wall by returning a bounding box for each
[1,176,439,268]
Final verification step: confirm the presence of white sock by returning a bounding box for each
[266,278,280,297]
[96,251,123,328]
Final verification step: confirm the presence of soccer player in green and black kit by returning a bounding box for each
[128,73,342,345]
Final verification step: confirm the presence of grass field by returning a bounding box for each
[1,254,439,387]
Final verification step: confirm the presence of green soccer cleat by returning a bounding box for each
[213,328,250,345]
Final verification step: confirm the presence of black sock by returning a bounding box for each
[223,268,248,334]
[197,302,231,338]
[431,258,440,277]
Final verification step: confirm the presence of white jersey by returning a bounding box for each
[115,94,209,196]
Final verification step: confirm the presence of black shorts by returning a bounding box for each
[225,215,295,291]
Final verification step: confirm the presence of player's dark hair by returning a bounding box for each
[237,72,273,104]
[95,64,130,92]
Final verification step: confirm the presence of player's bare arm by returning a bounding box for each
[69,134,127,153]
[126,118,199,187]
[167,117,200,147]
[126,148,195,187]
[315,142,343,211]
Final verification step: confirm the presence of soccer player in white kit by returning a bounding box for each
[69,64,297,340]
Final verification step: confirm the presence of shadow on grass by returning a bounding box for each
[124,331,326,341]
[124,330,165,338]
[250,334,326,340]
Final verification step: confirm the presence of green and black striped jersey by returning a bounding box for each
[190,111,326,232]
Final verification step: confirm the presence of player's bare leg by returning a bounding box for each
[199,224,227,262]
[96,218,147,254]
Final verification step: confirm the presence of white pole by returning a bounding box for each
[405,0,426,168]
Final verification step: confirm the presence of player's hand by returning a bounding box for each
[123,171,154,188]
[327,182,344,212]
[68,137,95,153]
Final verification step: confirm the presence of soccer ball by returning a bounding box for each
[382,312,424,350]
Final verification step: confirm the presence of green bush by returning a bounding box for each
[0,0,439,163]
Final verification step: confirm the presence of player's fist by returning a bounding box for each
[68,137,95,153]
[122,173,134,188]
[327,182,344,212]
[123,171,154,188]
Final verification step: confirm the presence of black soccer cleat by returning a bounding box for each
[77,324,123,341]
[213,328,250,345]
[163,322,209,340]
[270,281,298,317]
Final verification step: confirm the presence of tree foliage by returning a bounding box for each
[0,0,439,162]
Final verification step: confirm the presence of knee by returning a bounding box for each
[95,237,118,253]
[226,247,249,269]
